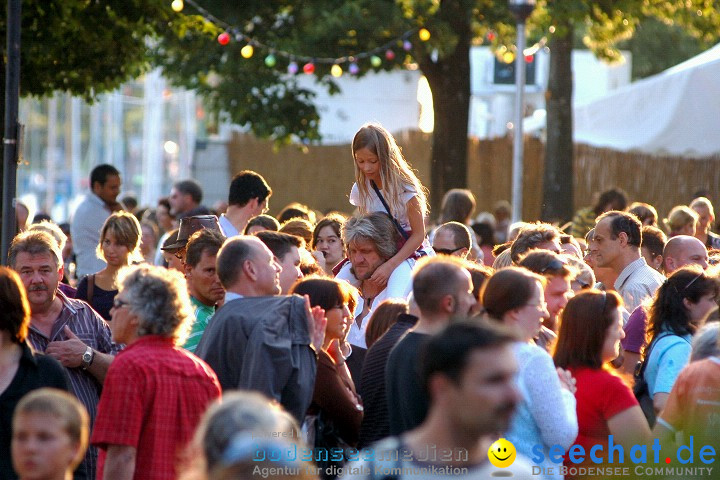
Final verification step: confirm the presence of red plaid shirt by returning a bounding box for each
[91,335,221,479]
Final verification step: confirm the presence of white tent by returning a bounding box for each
[574,43,720,157]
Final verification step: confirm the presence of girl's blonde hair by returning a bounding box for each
[352,123,428,221]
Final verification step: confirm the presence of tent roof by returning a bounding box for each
[573,43,720,157]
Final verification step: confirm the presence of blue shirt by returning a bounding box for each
[645,333,692,397]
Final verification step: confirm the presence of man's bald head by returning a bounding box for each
[663,235,709,274]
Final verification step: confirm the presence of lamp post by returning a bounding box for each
[508,0,535,224]
[2,0,21,264]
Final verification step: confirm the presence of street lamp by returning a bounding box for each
[508,0,536,223]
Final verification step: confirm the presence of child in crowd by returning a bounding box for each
[344,123,431,285]
[12,388,89,480]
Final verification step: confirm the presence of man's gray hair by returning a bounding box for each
[8,230,63,270]
[117,264,192,345]
[342,212,400,260]
[192,391,299,471]
[28,221,68,252]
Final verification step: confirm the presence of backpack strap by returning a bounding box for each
[637,333,688,379]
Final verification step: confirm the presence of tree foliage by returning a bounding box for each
[538,0,719,222]
[0,0,196,204]
[155,0,517,210]
[0,0,186,100]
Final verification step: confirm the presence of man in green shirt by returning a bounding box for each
[182,229,226,352]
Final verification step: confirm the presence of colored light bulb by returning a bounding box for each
[217,32,230,46]
[241,45,254,58]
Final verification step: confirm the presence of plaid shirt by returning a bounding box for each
[92,335,221,480]
[27,290,120,480]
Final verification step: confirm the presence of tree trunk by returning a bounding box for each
[542,23,574,223]
[418,27,471,217]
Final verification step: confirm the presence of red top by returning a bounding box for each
[564,367,637,477]
[92,335,221,480]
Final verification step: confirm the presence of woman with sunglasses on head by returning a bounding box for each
[642,265,718,417]
[554,290,651,479]
[480,267,577,480]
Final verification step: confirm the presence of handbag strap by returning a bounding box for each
[370,180,409,240]
[87,274,95,302]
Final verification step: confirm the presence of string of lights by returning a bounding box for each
[169,0,546,77]
[169,0,432,77]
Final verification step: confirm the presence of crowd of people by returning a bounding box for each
[2,122,720,480]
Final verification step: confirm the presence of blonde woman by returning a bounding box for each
[663,205,698,237]
[75,212,142,320]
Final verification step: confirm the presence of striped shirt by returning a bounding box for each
[614,256,665,314]
[27,290,121,480]
[182,296,215,353]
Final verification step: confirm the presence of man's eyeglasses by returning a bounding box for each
[433,246,464,256]
[113,298,130,309]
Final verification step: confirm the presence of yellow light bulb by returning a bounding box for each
[503,51,515,63]
[241,45,254,59]
[171,0,184,12]
[331,64,343,77]
[419,28,431,41]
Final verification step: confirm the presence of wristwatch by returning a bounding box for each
[81,346,95,370]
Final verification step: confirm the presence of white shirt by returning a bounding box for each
[70,192,110,277]
[219,214,239,237]
[614,257,665,314]
[224,291,244,303]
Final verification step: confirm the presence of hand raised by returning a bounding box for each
[303,294,326,353]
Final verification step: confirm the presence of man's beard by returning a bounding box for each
[350,262,382,281]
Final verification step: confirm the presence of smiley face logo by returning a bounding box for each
[488,438,516,468]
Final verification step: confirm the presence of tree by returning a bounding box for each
[156,0,513,212]
[0,0,195,189]
[622,18,705,80]
[538,0,719,222]
[538,1,641,223]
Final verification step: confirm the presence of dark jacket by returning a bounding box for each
[195,295,317,421]
[1,342,72,480]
